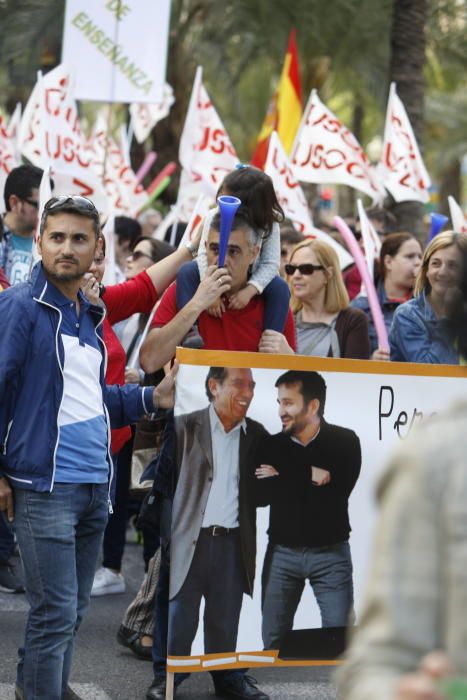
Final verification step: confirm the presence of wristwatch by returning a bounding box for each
[185,241,197,258]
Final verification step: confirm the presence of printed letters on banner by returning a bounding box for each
[291,90,382,200]
[167,349,467,672]
[379,83,431,203]
[0,116,20,204]
[18,65,108,213]
[265,131,352,269]
[62,0,170,103]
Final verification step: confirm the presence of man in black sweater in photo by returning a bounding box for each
[255,370,361,651]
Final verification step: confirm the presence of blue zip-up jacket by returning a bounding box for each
[389,291,458,364]
[0,263,156,492]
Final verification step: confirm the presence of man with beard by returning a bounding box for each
[0,195,177,700]
[255,370,361,650]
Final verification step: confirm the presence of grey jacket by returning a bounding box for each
[336,401,467,700]
[169,406,267,600]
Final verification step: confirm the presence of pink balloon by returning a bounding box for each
[333,216,389,352]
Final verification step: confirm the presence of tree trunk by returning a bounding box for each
[388,0,427,238]
[439,159,461,217]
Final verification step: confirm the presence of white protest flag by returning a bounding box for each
[265,131,314,232]
[6,102,22,159]
[179,67,238,200]
[87,115,148,217]
[357,198,381,282]
[379,83,431,203]
[101,214,117,286]
[0,115,20,208]
[30,166,54,266]
[448,196,467,234]
[130,84,175,143]
[18,65,109,215]
[178,194,212,248]
[291,89,382,200]
[62,0,171,103]
[265,132,352,270]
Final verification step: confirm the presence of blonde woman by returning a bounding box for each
[287,239,370,358]
[390,231,467,364]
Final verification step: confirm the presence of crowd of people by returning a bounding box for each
[0,162,466,700]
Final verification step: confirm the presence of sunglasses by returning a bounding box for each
[285,263,325,276]
[130,250,154,262]
[44,195,99,217]
[23,198,39,209]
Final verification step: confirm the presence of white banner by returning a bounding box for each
[0,115,20,209]
[179,66,238,198]
[448,195,467,234]
[291,90,382,200]
[130,84,175,143]
[169,349,467,671]
[265,131,352,269]
[62,0,170,103]
[357,199,381,282]
[379,83,431,203]
[18,65,108,214]
[87,115,148,217]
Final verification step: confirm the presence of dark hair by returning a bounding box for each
[115,216,142,246]
[4,165,43,211]
[275,370,327,417]
[40,198,101,238]
[365,206,397,235]
[378,232,419,281]
[205,367,229,401]
[210,208,258,246]
[219,167,284,238]
[280,226,305,247]
[131,236,175,262]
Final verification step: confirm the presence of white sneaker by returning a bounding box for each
[91,567,126,597]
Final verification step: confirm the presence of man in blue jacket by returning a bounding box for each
[0,195,176,700]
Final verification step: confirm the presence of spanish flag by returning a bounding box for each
[251,29,302,169]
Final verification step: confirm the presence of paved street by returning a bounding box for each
[0,537,338,700]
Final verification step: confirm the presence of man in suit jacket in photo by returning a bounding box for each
[168,366,269,700]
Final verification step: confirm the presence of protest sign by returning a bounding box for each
[357,199,381,283]
[448,196,467,234]
[179,67,238,199]
[167,348,467,673]
[18,65,109,214]
[62,0,170,103]
[0,115,20,207]
[379,83,431,203]
[264,131,352,269]
[291,90,382,200]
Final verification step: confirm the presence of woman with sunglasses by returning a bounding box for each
[352,233,422,360]
[287,239,370,359]
[390,231,467,364]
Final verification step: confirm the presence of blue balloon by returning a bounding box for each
[428,212,449,242]
[217,195,241,266]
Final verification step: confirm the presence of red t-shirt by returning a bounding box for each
[151,282,296,353]
[101,270,159,454]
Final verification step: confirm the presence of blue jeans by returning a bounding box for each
[261,541,354,650]
[14,483,109,700]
